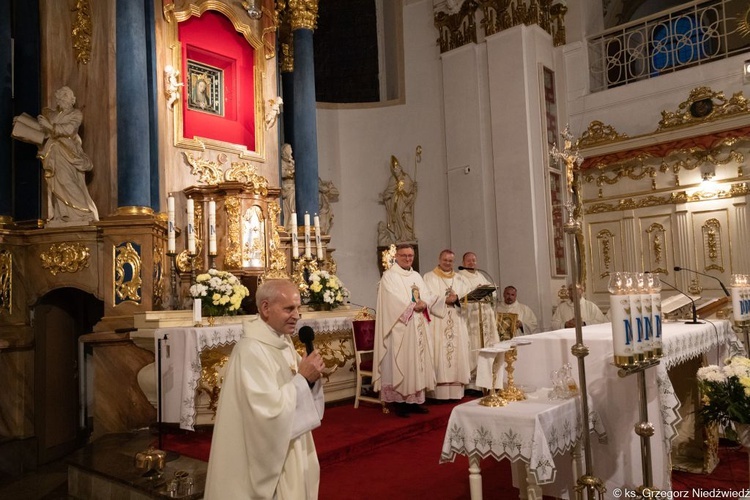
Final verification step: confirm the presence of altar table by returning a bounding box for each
[510,319,742,497]
[156,311,359,430]
[440,391,606,500]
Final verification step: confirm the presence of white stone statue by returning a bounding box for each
[14,86,99,226]
[377,155,416,245]
[265,96,283,130]
[164,65,184,110]
[318,177,339,234]
[281,143,296,229]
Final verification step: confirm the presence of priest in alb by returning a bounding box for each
[423,249,471,400]
[373,243,441,417]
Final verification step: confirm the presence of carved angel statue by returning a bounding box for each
[377,155,417,245]
[318,177,339,234]
[281,143,296,228]
[163,65,184,110]
[12,86,99,226]
[265,96,283,130]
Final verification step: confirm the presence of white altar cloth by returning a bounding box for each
[511,319,741,497]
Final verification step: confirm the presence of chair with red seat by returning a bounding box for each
[351,313,385,411]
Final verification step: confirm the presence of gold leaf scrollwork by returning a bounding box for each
[435,1,478,53]
[72,0,92,65]
[292,257,318,298]
[577,120,629,148]
[646,223,667,274]
[0,249,11,315]
[223,161,270,196]
[287,0,319,31]
[262,201,289,281]
[198,346,232,418]
[657,86,750,131]
[596,229,614,278]
[224,196,243,269]
[153,242,164,309]
[114,242,142,304]
[183,152,225,185]
[294,332,354,380]
[702,218,724,273]
[40,243,91,276]
[584,183,750,214]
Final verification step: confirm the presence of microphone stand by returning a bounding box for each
[674,266,731,297]
[657,276,702,324]
[459,266,498,348]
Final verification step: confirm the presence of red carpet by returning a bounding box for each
[158,399,749,499]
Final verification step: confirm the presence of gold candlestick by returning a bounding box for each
[479,353,508,407]
[500,347,526,402]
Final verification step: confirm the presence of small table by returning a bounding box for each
[440,390,606,500]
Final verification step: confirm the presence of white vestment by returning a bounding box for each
[458,270,500,375]
[204,317,325,500]
[423,268,471,399]
[373,265,442,403]
[551,298,608,330]
[497,300,538,336]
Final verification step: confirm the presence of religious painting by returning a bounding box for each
[186,60,224,116]
[549,171,567,276]
[497,312,518,341]
[543,66,559,169]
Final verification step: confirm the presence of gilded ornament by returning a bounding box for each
[183,152,224,185]
[702,219,724,273]
[292,257,318,297]
[294,332,354,379]
[71,0,92,65]
[435,1,478,53]
[153,242,164,309]
[262,201,289,281]
[0,249,11,315]
[577,120,628,148]
[198,347,231,416]
[223,161,270,195]
[596,229,613,278]
[223,196,243,269]
[114,242,143,304]
[657,87,750,131]
[739,4,750,37]
[646,223,667,275]
[287,0,318,31]
[40,242,90,276]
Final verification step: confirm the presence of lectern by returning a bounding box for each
[461,284,497,348]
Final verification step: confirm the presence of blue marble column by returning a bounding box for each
[290,28,319,223]
[115,0,153,212]
[0,3,12,222]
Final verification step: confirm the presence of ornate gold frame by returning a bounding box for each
[164,1,266,161]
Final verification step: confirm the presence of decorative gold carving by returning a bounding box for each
[114,242,142,304]
[354,307,376,321]
[381,243,396,271]
[577,120,628,148]
[224,161,270,195]
[646,223,668,275]
[291,257,318,297]
[435,1,478,53]
[287,0,319,31]
[585,182,749,214]
[40,243,90,276]
[596,229,614,278]
[71,0,92,65]
[153,242,164,309]
[583,164,655,187]
[198,345,232,417]
[702,218,724,273]
[224,196,243,269]
[294,329,353,379]
[473,0,566,48]
[658,146,744,176]
[262,201,289,281]
[183,152,224,185]
[657,87,750,131]
[0,249,11,315]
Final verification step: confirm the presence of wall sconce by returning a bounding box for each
[242,1,262,20]
[744,60,750,85]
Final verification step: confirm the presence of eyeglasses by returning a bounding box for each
[396,253,414,258]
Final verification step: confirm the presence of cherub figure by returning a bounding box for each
[164,65,184,110]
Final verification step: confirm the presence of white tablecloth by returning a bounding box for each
[511,319,741,496]
[440,392,606,484]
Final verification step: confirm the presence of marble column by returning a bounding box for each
[289,1,319,223]
[115,0,153,214]
[0,3,11,223]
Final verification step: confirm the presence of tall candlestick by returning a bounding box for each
[167,195,175,253]
[314,214,323,259]
[304,212,311,259]
[208,200,217,255]
[187,198,195,254]
[193,298,202,325]
[291,212,299,259]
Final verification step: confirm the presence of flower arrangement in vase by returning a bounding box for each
[697,355,750,445]
[306,270,349,310]
[189,269,249,317]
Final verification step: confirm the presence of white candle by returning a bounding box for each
[193,298,202,324]
[167,195,175,253]
[304,212,311,259]
[186,198,195,254]
[610,294,635,365]
[291,212,299,259]
[314,214,323,259]
[208,200,217,255]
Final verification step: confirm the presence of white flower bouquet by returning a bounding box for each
[697,356,750,435]
[307,270,349,309]
[189,269,249,316]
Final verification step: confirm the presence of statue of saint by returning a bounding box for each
[34,86,99,226]
[281,143,296,229]
[378,155,416,245]
[318,177,339,234]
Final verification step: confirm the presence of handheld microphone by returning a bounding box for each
[674,266,730,297]
[650,273,702,324]
[458,266,473,271]
[298,326,315,354]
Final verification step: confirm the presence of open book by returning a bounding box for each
[12,113,45,146]
[460,284,496,303]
